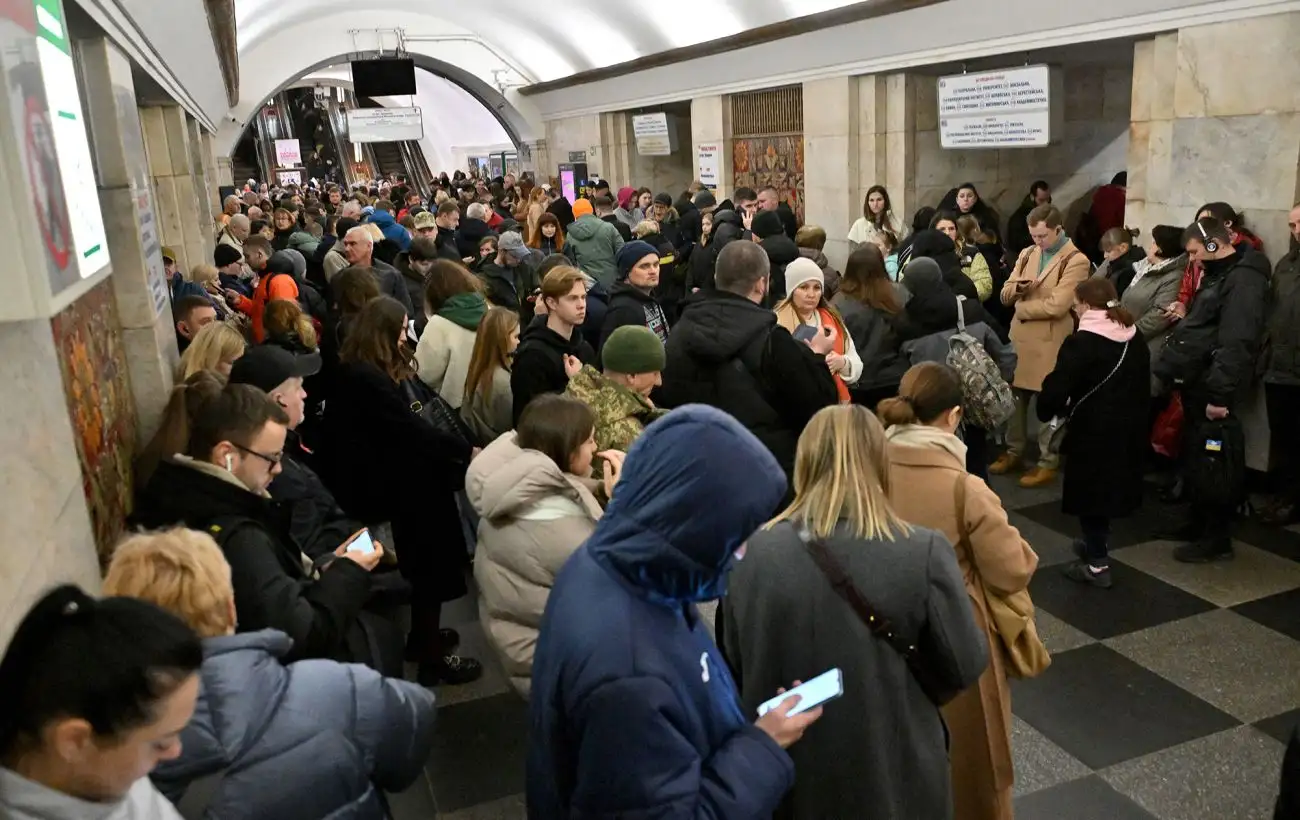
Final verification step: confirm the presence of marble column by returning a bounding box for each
[803,77,860,270]
[599,112,634,188]
[690,95,733,200]
[884,73,919,226]
[216,154,235,188]
[79,38,178,440]
[139,104,205,273]
[185,115,216,270]
[544,114,603,178]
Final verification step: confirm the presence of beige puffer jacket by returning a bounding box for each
[466,433,604,697]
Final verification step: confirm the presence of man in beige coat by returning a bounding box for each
[992,204,1092,487]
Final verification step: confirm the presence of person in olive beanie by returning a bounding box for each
[600,241,670,351]
[565,325,668,451]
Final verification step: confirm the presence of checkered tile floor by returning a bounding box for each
[389,475,1297,819]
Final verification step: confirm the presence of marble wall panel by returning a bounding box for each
[1174,13,1300,119]
[1169,114,1300,212]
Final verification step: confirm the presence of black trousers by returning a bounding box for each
[1079,515,1111,564]
[1266,382,1300,500]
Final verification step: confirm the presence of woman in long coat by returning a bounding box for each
[881,363,1039,820]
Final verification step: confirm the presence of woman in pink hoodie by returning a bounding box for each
[1037,277,1152,588]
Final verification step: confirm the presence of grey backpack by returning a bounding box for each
[947,296,1015,429]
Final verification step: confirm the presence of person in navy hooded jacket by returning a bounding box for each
[527,404,821,818]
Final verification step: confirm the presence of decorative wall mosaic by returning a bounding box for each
[732,135,805,223]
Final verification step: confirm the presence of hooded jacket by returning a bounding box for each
[131,458,387,673]
[0,771,181,820]
[761,234,801,302]
[414,292,487,409]
[1154,246,1271,407]
[659,290,838,479]
[510,321,597,426]
[909,230,980,302]
[687,210,743,293]
[599,283,670,351]
[565,364,667,451]
[150,630,435,820]
[565,215,625,288]
[526,406,795,819]
[897,265,1016,384]
[466,433,604,697]
[455,217,494,260]
[365,209,411,252]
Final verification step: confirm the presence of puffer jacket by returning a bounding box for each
[565,215,625,288]
[466,433,603,697]
[1266,245,1300,386]
[151,630,436,820]
[365,210,411,252]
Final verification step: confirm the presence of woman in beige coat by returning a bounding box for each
[881,363,1039,820]
[465,395,622,697]
[992,203,1091,488]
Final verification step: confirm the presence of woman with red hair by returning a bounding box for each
[528,212,565,256]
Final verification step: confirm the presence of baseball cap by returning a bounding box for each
[413,211,437,230]
[161,246,177,263]
[497,231,532,261]
[214,244,242,267]
[229,345,321,393]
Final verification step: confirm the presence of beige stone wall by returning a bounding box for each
[544,114,603,177]
[804,76,860,269]
[627,115,694,199]
[690,95,733,201]
[909,63,1132,235]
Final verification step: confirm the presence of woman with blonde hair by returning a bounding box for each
[722,404,987,820]
[774,258,863,403]
[188,263,238,320]
[104,528,436,819]
[461,306,521,445]
[525,186,549,239]
[176,321,246,380]
[880,362,1039,820]
[262,298,318,352]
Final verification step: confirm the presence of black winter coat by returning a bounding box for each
[1154,247,1271,408]
[659,290,838,482]
[434,226,462,262]
[1265,247,1300,386]
[761,234,801,303]
[1103,245,1147,297]
[271,432,362,560]
[318,361,472,601]
[132,459,388,671]
[394,253,429,335]
[600,283,670,352]
[830,292,906,390]
[909,230,980,302]
[602,214,633,243]
[368,259,416,318]
[1038,328,1151,518]
[1006,198,1035,259]
[455,218,495,259]
[510,322,597,425]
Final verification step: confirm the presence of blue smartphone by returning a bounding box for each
[792,324,819,343]
[757,668,843,717]
[346,529,375,555]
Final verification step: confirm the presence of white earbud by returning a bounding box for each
[225,454,234,472]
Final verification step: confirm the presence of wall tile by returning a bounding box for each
[1147,118,1174,206]
[914,76,939,133]
[1064,66,1104,122]
[857,75,886,136]
[803,76,854,138]
[1131,39,1155,123]
[98,187,156,330]
[121,318,178,440]
[1169,114,1300,211]
[1175,13,1300,119]
[1103,65,1135,122]
[1126,121,1151,202]
[1150,34,1178,121]
[885,73,914,134]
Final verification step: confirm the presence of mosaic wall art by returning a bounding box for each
[732,135,805,223]
[50,280,136,566]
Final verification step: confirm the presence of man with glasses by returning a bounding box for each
[132,358,391,673]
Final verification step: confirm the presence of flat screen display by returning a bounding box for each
[351,58,416,97]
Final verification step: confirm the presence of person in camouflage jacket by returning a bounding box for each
[566,325,667,451]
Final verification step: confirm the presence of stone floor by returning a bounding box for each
[389,474,1297,819]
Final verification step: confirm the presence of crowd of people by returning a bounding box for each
[0,166,1296,820]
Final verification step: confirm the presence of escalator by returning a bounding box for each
[369,140,407,181]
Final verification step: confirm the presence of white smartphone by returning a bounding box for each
[346,529,375,555]
[756,668,843,717]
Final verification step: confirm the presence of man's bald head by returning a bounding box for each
[340,201,362,220]
[228,213,251,240]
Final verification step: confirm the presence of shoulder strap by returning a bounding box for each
[1067,338,1129,420]
[796,528,922,664]
[955,296,968,332]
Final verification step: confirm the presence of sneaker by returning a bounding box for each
[404,628,464,663]
[1173,539,1234,564]
[1062,560,1113,588]
[435,654,484,686]
[989,454,1022,475]
[1019,467,1058,488]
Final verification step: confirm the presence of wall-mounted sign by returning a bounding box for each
[567,150,586,163]
[274,138,301,167]
[938,64,1052,149]
[276,169,303,187]
[346,107,424,143]
[697,143,721,188]
[633,112,675,157]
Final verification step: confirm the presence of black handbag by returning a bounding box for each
[1185,416,1246,507]
[400,378,476,448]
[796,528,950,706]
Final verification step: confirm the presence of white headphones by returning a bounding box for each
[224,453,234,472]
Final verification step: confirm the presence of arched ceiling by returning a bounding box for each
[233,0,869,84]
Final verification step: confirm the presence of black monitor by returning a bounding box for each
[351,58,416,97]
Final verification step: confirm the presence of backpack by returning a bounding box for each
[947,296,1015,429]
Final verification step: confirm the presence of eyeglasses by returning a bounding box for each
[232,443,283,466]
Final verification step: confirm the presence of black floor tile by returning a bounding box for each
[1015,499,1185,550]
[1028,561,1217,640]
[1233,587,1300,641]
[1235,518,1300,562]
[1013,775,1159,820]
[427,692,529,812]
[1254,708,1300,745]
[1011,644,1240,769]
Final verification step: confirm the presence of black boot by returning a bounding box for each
[1173,538,1234,564]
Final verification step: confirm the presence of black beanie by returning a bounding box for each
[693,191,717,209]
[752,210,785,240]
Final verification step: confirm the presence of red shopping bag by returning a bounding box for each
[1151,391,1184,459]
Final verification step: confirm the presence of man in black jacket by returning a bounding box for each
[1005,181,1051,259]
[601,240,670,351]
[456,202,495,259]
[660,240,839,490]
[753,210,800,304]
[131,375,397,674]
[511,265,596,424]
[1154,217,1270,563]
[1260,203,1300,524]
